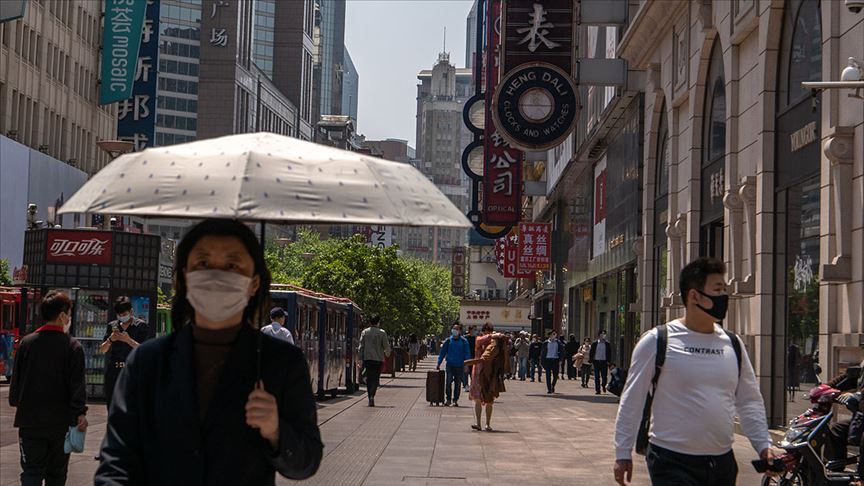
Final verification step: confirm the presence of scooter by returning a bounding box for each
[762,384,860,485]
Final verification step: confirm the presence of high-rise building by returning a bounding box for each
[272,0,315,140]
[411,52,473,264]
[314,0,346,119]
[341,46,358,124]
[465,0,479,69]
[0,0,115,174]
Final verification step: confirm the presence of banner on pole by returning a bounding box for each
[517,222,551,272]
[100,0,148,105]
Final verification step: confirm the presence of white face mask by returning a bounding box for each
[185,269,254,323]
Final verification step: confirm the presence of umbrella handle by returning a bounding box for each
[256,220,266,381]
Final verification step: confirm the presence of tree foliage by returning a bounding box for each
[0,259,11,286]
[265,230,459,337]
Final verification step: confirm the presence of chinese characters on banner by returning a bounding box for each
[502,231,533,278]
[116,0,160,151]
[593,157,607,257]
[209,1,230,46]
[517,223,551,272]
[502,0,574,73]
[46,231,113,265]
[451,247,466,296]
[483,0,523,225]
[100,0,148,104]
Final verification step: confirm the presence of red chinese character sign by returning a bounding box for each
[496,230,533,278]
[46,231,113,265]
[517,223,551,272]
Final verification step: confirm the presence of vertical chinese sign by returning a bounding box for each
[451,247,467,297]
[501,0,574,73]
[482,0,523,225]
[517,222,551,272]
[593,157,607,257]
[117,0,160,151]
[100,0,148,105]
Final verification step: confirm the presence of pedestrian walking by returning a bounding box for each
[261,307,294,344]
[436,323,470,406]
[514,332,530,380]
[577,338,592,388]
[565,334,579,380]
[463,325,477,392]
[99,296,150,410]
[9,290,88,486]
[528,334,543,382]
[463,323,509,431]
[95,219,323,484]
[358,314,392,407]
[408,334,420,372]
[589,329,612,395]
[541,331,562,394]
[559,334,568,377]
[613,257,774,486]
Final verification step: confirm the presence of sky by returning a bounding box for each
[344,0,474,149]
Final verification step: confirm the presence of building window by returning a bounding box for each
[700,40,725,260]
[653,104,669,325]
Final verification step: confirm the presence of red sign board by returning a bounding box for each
[517,223,551,272]
[483,0,523,225]
[502,0,575,74]
[46,230,113,264]
[594,169,607,224]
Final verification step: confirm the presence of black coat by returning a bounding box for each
[589,340,612,363]
[95,325,323,485]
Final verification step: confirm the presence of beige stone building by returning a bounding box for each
[0,0,116,174]
[618,0,863,427]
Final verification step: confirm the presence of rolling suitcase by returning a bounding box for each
[426,370,445,406]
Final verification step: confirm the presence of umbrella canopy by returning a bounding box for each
[59,132,471,228]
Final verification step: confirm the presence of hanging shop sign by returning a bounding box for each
[451,247,467,296]
[46,231,114,265]
[100,0,148,105]
[502,0,574,73]
[517,222,551,272]
[482,0,524,226]
[496,231,533,278]
[117,0,160,151]
[492,62,578,150]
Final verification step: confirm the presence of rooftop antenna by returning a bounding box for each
[443,26,447,53]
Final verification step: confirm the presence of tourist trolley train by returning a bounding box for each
[269,284,362,399]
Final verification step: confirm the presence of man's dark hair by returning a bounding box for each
[481,322,493,333]
[114,296,132,314]
[369,314,381,326]
[269,307,286,320]
[569,334,576,341]
[598,329,606,336]
[452,323,461,330]
[468,325,475,331]
[679,257,726,306]
[40,290,72,322]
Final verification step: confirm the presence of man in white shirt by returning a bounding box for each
[613,257,775,485]
[261,307,294,345]
[589,329,612,395]
[540,331,562,394]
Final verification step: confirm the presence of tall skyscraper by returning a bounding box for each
[465,0,479,69]
[341,46,359,125]
[314,0,347,121]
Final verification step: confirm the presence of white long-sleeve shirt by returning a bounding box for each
[613,319,771,460]
[261,322,294,345]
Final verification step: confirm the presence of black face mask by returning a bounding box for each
[696,290,729,321]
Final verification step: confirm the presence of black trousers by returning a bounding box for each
[593,360,608,392]
[104,362,124,410]
[566,358,577,379]
[543,358,559,392]
[18,427,70,486]
[364,360,383,398]
[580,364,592,386]
[647,443,738,486]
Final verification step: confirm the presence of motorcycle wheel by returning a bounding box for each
[761,472,807,486]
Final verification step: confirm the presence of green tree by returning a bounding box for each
[0,259,11,286]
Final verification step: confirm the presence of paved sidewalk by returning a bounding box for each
[1,358,766,485]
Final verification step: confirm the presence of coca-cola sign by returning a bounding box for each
[46,230,113,264]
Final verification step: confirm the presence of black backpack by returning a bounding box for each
[608,367,628,397]
[634,324,742,456]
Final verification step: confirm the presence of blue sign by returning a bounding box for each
[116,0,160,151]
[100,0,148,105]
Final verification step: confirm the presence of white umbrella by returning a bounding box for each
[59,132,471,228]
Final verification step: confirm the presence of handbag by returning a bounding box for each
[64,425,86,454]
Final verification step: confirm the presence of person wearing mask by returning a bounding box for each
[540,331,562,394]
[437,323,470,407]
[464,323,509,431]
[99,297,150,410]
[463,326,477,392]
[408,334,420,372]
[528,335,543,383]
[613,257,774,486]
[589,329,612,395]
[358,314,392,407]
[9,290,88,486]
[261,307,294,345]
[514,332,531,381]
[95,219,323,484]
[577,338,592,388]
[565,334,580,380]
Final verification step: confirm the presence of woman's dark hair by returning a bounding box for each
[172,219,271,330]
[679,257,726,306]
[569,334,576,342]
[114,296,132,314]
[40,290,72,322]
[368,314,381,326]
[481,322,493,334]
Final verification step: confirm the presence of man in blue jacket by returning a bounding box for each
[437,323,471,407]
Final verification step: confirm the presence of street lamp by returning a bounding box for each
[96,140,135,158]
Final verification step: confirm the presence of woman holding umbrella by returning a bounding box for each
[463,323,509,432]
[95,219,323,484]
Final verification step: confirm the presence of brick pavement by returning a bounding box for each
[1,357,767,485]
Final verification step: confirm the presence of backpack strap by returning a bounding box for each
[650,324,668,397]
[722,328,742,377]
